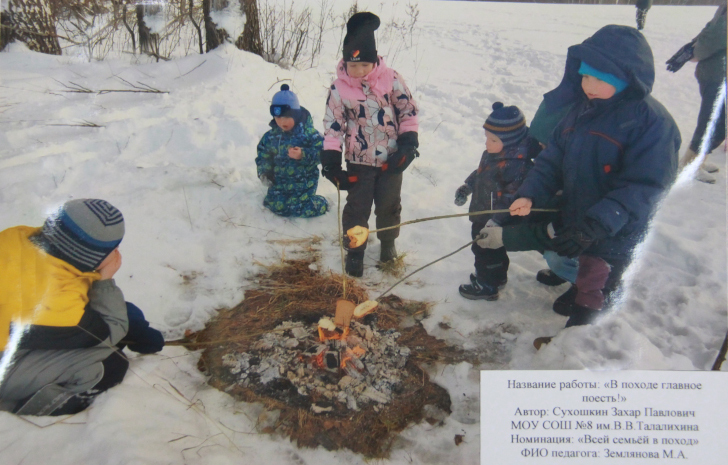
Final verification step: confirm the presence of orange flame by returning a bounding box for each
[318,326,350,342]
[313,351,326,369]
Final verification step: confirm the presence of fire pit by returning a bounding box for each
[188,258,453,458]
[221,312,411,413]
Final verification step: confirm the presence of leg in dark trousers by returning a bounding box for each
[471,222,509,285]
[47,353,130,416]
[373,169,403,244]
[342,164,403,250]
[565,255,631,327]
[689,79,727,154]
[342,165,377,252]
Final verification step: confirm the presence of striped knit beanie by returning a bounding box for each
[40,199,125,272]
[483,102,528,148]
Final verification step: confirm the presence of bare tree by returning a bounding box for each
[188,0,203,54]
[136,4,152,54]
[0,0,62,54]
[235,0,262,56]
[202,0,228,52]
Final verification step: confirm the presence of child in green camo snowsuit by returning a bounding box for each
[256,85,328,218]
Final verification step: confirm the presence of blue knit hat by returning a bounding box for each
[270,84,300,118]
[578,61,628,94]
[483,102,528,148]
[40,199,125,272]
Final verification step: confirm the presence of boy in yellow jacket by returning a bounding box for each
[0,199,163,415]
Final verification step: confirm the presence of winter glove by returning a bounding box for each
[485,219,500,228]
[259,173,274,187]
[324,168,358,190]
[321,150,358,190]
[454,184,472,206]
[550,218,609,259]
[666,41,695,73]
[476,225,504,249]
[384,132,419,174]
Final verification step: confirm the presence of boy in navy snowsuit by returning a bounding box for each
[454,102,537,300]
[477,25,681,327]
[256,85,328,218]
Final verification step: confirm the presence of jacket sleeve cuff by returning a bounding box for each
[323,137,342,151]
[398,117,419,135]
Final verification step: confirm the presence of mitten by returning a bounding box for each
[259,173,274,187]
[550,218,609,258]
[454,184,472,206]
[384,132,419,174]
[666,41,694,73]
[476,225,504,249]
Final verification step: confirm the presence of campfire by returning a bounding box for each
[191,258,453,457]
[315,300,377,372]
[220,298,411,413]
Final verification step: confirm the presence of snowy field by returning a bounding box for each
[0,2,726,464]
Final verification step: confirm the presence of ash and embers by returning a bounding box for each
[221,319,411,413]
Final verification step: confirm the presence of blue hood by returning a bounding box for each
[544,25,654,110]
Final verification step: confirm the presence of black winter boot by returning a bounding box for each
[380,240,397,263]
[536,269,567,286]
[470,273,506,290]
[459,277,499,301]
[345,251,364,277]
[565,306,602,327]
[552,285,578,316]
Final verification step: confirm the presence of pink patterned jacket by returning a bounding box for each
[323,57,419,167]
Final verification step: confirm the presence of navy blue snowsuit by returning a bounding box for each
[514,25,681,312]
[256,107,328,218]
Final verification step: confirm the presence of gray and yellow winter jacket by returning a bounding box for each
[0,227,128,415]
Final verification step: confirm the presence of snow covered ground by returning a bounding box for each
[0,2,725,464]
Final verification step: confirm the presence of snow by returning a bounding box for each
[0,2,725,464]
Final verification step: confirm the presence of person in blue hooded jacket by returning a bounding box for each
[475,25,681,328]
[256,85,328,218]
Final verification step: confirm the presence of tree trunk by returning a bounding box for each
[203,0,228,52]
[189,0,204,54]
[121,1,136,55]
[136,5,151,53]
[235,0,262,56]
[1,0,62,55]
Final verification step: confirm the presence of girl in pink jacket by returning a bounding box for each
[321,12,419,277]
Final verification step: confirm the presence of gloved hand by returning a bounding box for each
[476,225,504,249]
[259,173,274,187]
[320,150,358,190]
[550,218,609,258]
[454,184,472,206]
[323,166,358,190]
[384,132,419,174]
[485,219,499,228]
[666,41,695,73]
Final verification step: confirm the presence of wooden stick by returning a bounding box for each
[366,208,558,234]
[377,236,482,300]
[337,182,346,299]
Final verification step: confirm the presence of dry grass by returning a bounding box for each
[376,253,407,278]
[185,257,459,458]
